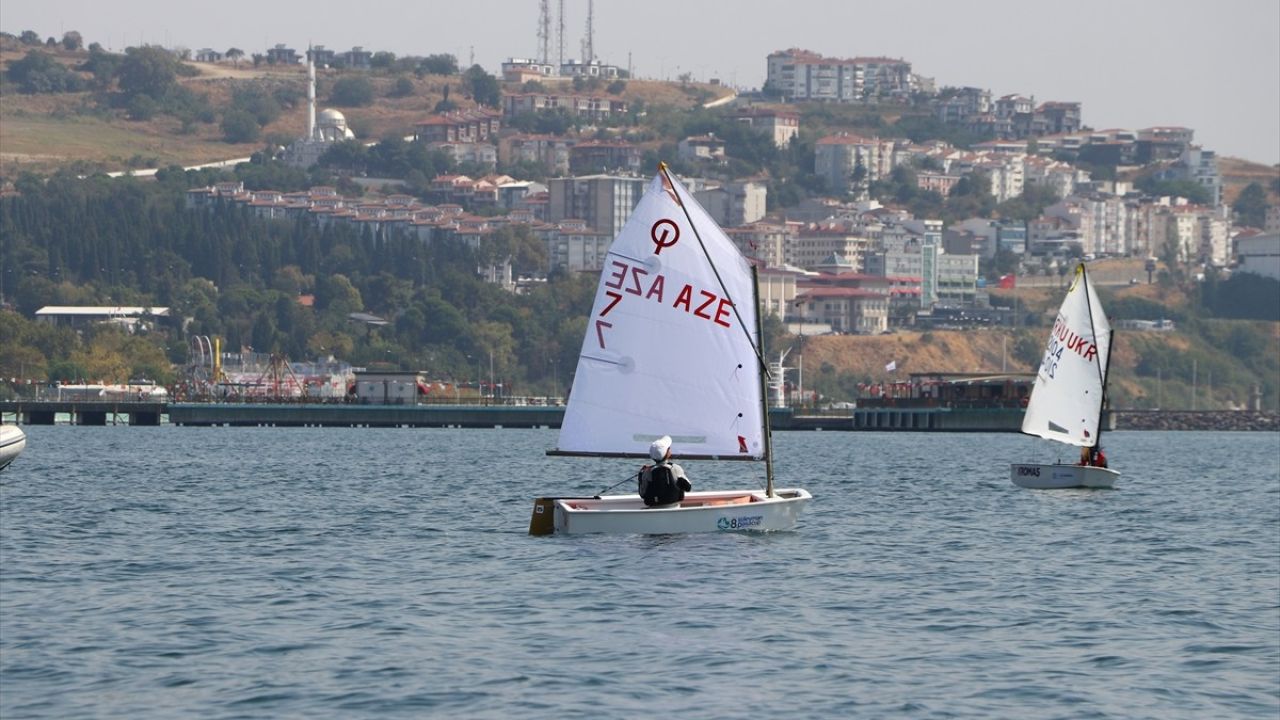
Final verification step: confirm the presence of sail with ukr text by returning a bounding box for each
[554,172,765,460]
[1021,265,1112,447]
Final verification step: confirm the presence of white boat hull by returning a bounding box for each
[0,426,26,472]
[1010,463,1118,489]
[534,488,811,535]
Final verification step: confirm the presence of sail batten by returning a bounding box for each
[555,173,765,460]
[1021,265,1112,447]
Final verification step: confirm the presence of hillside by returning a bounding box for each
[791,269,1279,412]
[0,38,730,177]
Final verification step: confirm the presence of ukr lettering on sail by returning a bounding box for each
[1040,314,1096,379]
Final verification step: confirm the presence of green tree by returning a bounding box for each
[390,76,415,98]
[62,31,84,51]
[418,54,458,75]
[1232,182,1269,229]
[117,45,180,100]
[463,64,500,107]
[329,75,375,106]
[220,109,260,143]
[226,48,244,67]
[6,51,86,93]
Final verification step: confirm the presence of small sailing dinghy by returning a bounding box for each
[530,165,811,534]
[1011,263,1119,489]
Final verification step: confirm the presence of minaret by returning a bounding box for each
[307,49,317,141]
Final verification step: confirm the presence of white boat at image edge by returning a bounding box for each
[530,165,811,534]
[0,425,26,472]
[1011,263,1119,489]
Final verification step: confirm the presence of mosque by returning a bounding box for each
[284,55,356,167]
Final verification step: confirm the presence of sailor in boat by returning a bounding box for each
[638,436,692,508]
[1078,445,1108,468]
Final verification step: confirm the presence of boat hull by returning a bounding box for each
[1010,463,1118,489]
[0,426,26,472]
[541,488,811,535]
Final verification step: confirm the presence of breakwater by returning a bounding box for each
[1113,410,1279,431]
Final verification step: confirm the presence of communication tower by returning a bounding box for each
[580,0,594,64]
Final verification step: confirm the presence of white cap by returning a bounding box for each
[649,435,672,461]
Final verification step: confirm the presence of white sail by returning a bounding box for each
[1021,264,1112,447]
[555,172,765,459]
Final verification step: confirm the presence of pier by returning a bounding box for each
[2,399,1034,431]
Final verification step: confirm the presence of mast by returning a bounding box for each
[752,265,776,496]
[1079,264,1110,449]
[307,51,317,141]
[1094,329,1115,450]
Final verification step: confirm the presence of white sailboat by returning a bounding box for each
[0,424,26,472]
[530,166,811,534]
[1011,263,1119,489]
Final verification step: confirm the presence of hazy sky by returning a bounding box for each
[4,0,1278,164]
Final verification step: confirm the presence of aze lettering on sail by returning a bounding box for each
[591,252,735,350]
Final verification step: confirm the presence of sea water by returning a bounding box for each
[1,427,1277,719]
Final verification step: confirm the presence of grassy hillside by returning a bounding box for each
[0,37,730,177]
[791,266,1280,412]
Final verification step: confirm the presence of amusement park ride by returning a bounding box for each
[180,336,312,401]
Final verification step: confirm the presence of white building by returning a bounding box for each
[1236,233,1280,280]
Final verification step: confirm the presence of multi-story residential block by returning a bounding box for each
[793,287,889,334]
[815,133,893,196]
[1136,126,1194,163]
[766,48,917,103]
[498,134,574,175]
[546,175,647,236]
[501,58,557,82]
[429,142,497,170]
[729,108,800,148]
[677,135,727,162]
[340,47,372,69]
[937,87,991,125]
[694,181,767,228]
[559,59,621,78]
[1154,146,1223,207]
[413,109,502,144]
[724,222,796,269]
[538,219,614,273]
[789,221,875,271]
[568,140,642,175]
[306,46,336,67]
[1035,101,1082,136]
[266,44,299,65]
[502,93,628,121]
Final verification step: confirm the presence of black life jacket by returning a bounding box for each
[641,464,684,507]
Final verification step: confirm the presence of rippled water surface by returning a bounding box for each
[2,427,1278,719]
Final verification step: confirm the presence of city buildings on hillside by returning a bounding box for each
[766,49,925,102]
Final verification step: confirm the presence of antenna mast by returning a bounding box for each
[537,0,551,63]
[557,0,565,67]
[580,0,594,64]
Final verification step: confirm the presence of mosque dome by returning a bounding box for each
[318,108,347,127]
[317,108,355,140]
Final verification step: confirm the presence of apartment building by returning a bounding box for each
[729,108,800,148]
[546,175,647,236]
[814,133,893,195]
[766,48,916,103]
